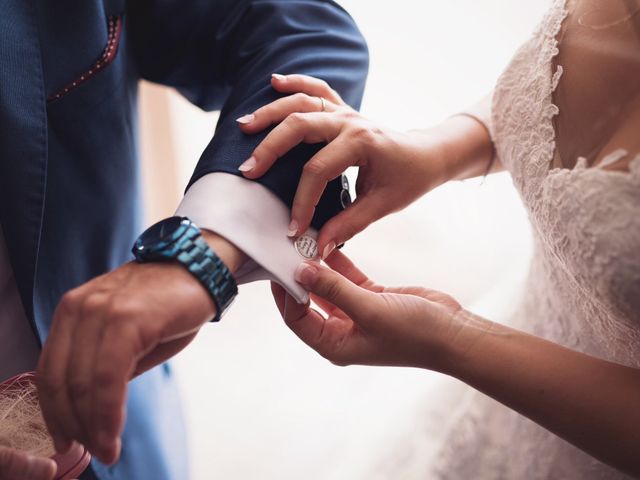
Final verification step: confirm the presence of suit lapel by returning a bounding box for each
[0,0,48,329]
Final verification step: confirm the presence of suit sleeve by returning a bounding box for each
[128,0,369,229]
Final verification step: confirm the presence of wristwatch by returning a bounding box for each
[132,216,238,322]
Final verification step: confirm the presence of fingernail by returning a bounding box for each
[272,73,287,81]
[287,220,299,237]
[322,241,336,260]
[294,262,318,286]
[238,156,257,172]
[236,114,255,125]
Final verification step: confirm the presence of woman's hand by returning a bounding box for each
[237,74,451,259]
[270,250,476,371]
[0,447,57,480]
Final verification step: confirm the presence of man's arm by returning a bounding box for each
[38,0,368,466]
[131,0,369,301]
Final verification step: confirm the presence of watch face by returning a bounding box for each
[133,216,191,259]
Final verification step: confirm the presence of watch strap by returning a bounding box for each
[175,230,238,322]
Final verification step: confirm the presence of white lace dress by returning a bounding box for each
[427,0,640,478]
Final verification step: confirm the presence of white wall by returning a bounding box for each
[140,1,550,478]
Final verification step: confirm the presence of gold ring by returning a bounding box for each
[318,96,326,112]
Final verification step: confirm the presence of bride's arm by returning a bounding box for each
[281,254,640,477]
[442,311,640,476]
[236,74,501,256]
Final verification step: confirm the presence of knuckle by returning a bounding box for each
[80,294,106,318]
[286,111,307,126]
[105,298,140,323]
[321,276,343,303]
[340,110,360,121]
[291,92,309,105]
[318,79,331,92]
[351,125,381,145]
[58,289,82,315]
[302,159,327,178]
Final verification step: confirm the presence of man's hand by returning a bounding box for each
[0,447,57,480]
[36,231,246,465]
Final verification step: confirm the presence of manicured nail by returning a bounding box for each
[287,220,299,237]
[295,262,318,286]
[322,241,336,260]
[236,114,255,124]
[238,156,256,172]
[272,73,287,81]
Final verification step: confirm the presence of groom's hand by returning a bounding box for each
[0,447,57,480]
[36,231,246,465]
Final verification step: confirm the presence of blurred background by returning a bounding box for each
[138,1,549,478]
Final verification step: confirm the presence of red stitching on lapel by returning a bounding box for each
[47,15,122,103]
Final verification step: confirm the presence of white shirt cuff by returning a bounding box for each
[175,172,314,304]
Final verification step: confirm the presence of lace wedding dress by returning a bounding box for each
[426,0,640,478]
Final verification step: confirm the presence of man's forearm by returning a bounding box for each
[201,229,248,275]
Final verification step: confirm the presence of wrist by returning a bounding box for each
[200,229,248,275]
[431,308,496,378]
[412,115,495,185]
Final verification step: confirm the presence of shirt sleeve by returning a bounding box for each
[175,172,317,304]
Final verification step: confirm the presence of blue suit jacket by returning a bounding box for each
[0,1,368,478]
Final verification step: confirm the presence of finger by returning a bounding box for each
[291,139,359,236]
[294,262,372,320]
[270,282,287,318]
[283,293,357,363]
[89,322,137,464]
[309,292,338,314]
[323,250,370,286]
[316,194,385,259]
[0,448,57,480]
[240,112,342,179]
[271,73,345,105]
[67,296,108,452]
[237,93,339,135]
[37,292,85,453]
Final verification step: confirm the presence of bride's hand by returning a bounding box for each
[237,74,450,259]
[270,250,468,371]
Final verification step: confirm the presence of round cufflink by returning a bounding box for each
[295,235,319,259]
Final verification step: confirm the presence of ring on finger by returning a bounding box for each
[318,96,326,112]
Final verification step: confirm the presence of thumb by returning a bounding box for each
[294,261,371,318]
[317,195,383,259]
[0,448,56,480]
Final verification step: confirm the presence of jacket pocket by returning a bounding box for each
[47,15,123,104]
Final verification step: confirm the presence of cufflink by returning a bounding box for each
[295,235,319,259]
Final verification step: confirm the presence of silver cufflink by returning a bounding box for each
[295,235,319,259]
